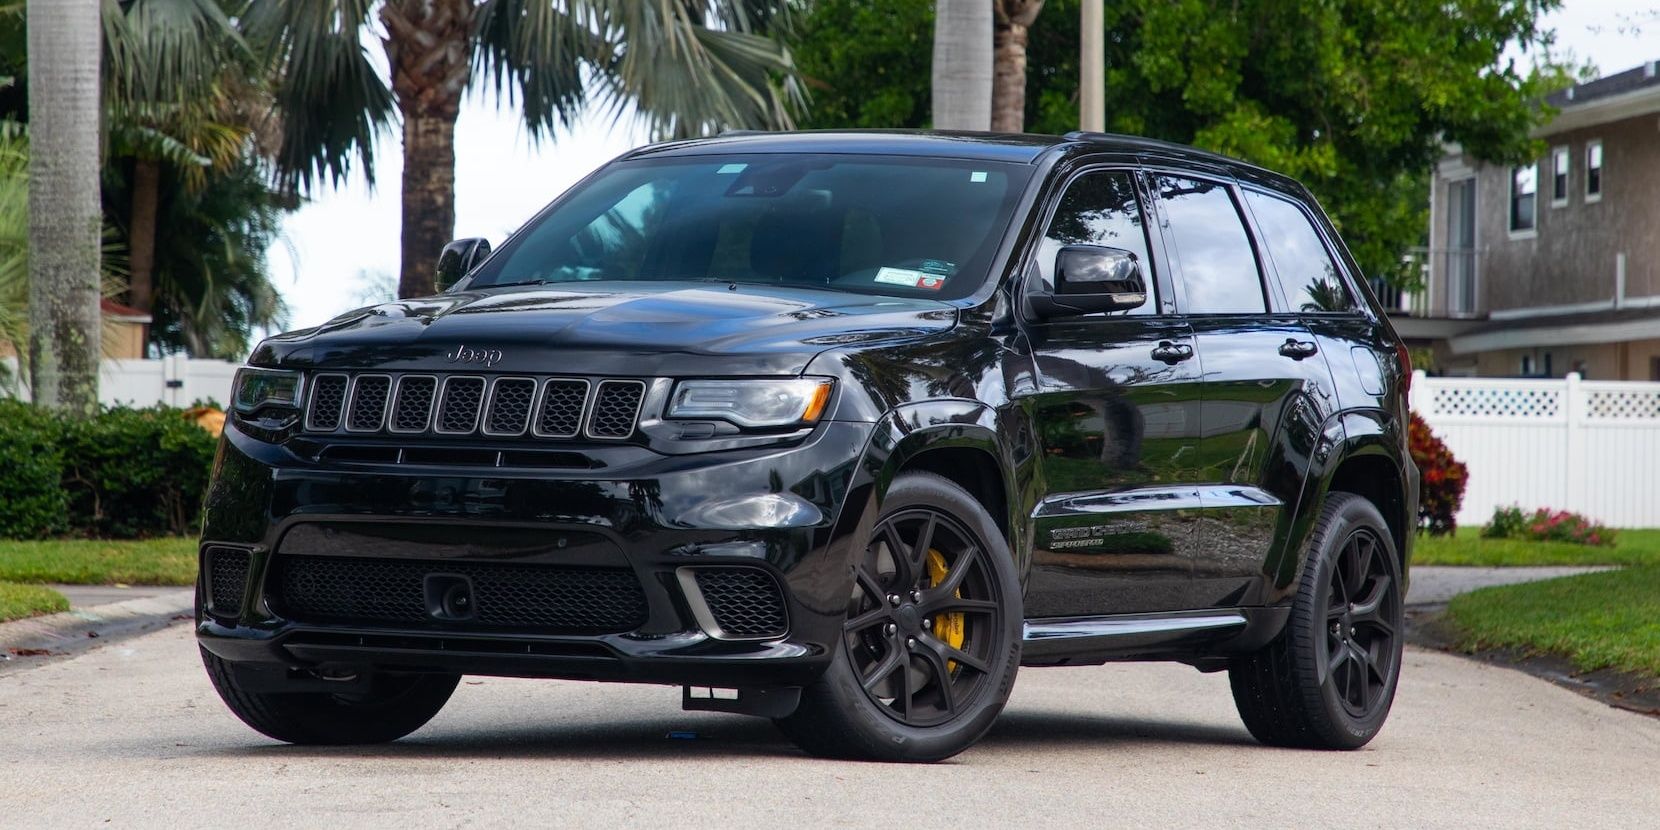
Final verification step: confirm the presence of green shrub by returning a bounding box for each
[0,400,68,538]
[1481,505,1615,547]
[58,406,217,538]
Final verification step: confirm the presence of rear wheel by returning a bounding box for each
[776,471,1022,762]
[201,648,459,745]
[1228,492,1404,749]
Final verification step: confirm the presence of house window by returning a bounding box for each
[1509,163,1537,234]
[1551,146,1569,206]
[1586,140,1603,201]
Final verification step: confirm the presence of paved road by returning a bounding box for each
[2,624,1655,828]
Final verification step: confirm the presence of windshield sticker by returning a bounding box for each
[970,171,988,183]
[875,267,950,291]
[716,163,747,174]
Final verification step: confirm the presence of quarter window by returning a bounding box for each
[1509,164,1537,233]
[1244,191,1353,313]
[1551,146,1569,205]
[1036,170,1157,315]
[1587,140,1603,200]
[1151,175,1265,313]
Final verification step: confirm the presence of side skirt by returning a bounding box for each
[1019,606,1290,667]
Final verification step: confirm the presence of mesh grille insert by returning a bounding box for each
[390,376,437,432]
[437,377,486,433]
[485,378,536,435]
[589,381,644,439]
[306,375,348,431]
[536,379,588,437]
[694,568,788,639]
[206,547,251,617]
[270,555,648,634]
[347,375,392,431]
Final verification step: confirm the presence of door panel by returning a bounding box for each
[1017,167,1204,617]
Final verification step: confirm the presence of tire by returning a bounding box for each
[201,647,460,745]
[776,471,1022,762]
[1228,492,1405,749]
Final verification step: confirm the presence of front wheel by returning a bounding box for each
[1228,492,1405,749]
[202,648,460,745]
[775,471,1022,762]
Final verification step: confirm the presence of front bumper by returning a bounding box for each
[197,418,877,688]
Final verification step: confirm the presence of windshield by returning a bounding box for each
[465,153,1032,301]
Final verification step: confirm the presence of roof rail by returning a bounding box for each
[718,129,769,137]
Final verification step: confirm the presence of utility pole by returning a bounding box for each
[1079,0,1104,132]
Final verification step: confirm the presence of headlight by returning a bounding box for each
[667,378,834,429]
[232,367,303,414]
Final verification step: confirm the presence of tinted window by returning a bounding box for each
[1035,170,1155,315]
[1245,190,1353,313]
[1151,175,1264,313]
[468,155,1031,301]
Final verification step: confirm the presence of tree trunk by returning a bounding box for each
[932,0,994,130]
[128,157,160,346]
[991,1,1044,133]
[26,0,102,415]
[382,0,472,300]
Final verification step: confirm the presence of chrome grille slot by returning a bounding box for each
[483,378,537,436]
[535,379,589,438]
[305,374,348,431]
[346,375,392,432]
[389,375,437,433]
[588,380,645,439]
[436,376,486,434]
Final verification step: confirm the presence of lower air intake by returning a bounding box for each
[690,567,788,640]
[206,546,251,617]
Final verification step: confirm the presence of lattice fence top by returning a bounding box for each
[1429,385,1561,418]
[1585,387,1660,420]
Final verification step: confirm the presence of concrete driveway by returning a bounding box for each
[2,623,1655,828]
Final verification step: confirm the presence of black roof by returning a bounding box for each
[1546,60,1660,108]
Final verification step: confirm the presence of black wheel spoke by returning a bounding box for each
[930,635,991,675]
[853,565,887,605]
[860,644,905,695]
[916,641,957,715]
[913,513,938,569]
[1350,575,1391,623]
[923,596,997,617]
[879,524,914,589]
[931,544,981,598]
[844,605,889,635]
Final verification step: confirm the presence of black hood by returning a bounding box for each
[250,282,958,376]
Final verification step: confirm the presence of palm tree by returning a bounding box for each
[990,0,1043,132]
[103,0,255,340]
[932,0,992,130]
[26,0,103,414]
[246,0,805,300]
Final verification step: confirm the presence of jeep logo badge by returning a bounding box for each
[445,344,504,367]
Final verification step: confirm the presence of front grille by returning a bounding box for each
[205,546,251,617]
[692,567,788,639]
[269,555,649,634]
[305,372,647,442]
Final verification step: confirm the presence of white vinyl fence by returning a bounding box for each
[1,356,239,409]
[1411,371,1660,528]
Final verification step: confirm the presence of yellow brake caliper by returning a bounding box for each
[925,549,966,671]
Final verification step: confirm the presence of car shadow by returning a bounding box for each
[177,707,1257,763]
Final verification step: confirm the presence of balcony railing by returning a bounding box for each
[1398,247,1482,318]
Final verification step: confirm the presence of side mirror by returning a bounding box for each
[1024,244,1147,319]
[436,237,492,291]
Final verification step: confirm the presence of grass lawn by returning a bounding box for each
[0,537,196,586]
[1447,566,1660,679]
[1415,527,1660,567]
[0,582,70,624]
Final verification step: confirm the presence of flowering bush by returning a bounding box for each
[1482,505,1615,547]
[1409,412,1467,535]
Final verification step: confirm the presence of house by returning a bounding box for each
[1407,59,1660,378]
[0,298,152,361]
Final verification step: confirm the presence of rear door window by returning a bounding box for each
[1035,170,1157,315]
[1244,190,1354,314]
[1149,175,1265,314]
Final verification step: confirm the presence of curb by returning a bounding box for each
[0,588,194,672]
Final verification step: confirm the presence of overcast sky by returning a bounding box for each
[264,0,1660,337]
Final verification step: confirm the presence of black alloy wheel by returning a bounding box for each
[842,507,1003,728]
[1229,492,1405,750]
[775,471,1022,762]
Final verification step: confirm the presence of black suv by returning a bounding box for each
[199,131,1416,761]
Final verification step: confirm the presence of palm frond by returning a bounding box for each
[472,0,591,138]
[242,0,393,193]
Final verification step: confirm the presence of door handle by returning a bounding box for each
[1278,339,1319,360]
[1151,341,1194,364]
